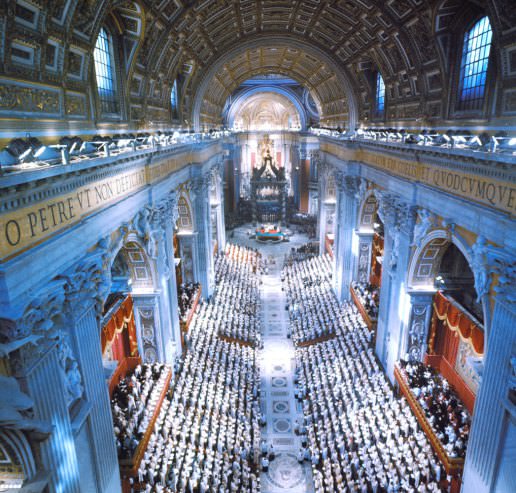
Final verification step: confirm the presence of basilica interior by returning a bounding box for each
[0,1,515,493]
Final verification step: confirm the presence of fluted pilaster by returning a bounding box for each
[23,346,81,493]
[189,175,214,298]
[334,174,361,301]
[463,281,516,492]
[72,307,121,493]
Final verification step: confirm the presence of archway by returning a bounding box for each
[191,36,358,130]
[320,174,336,257]
[175,194,195,284]
[226,86,307,131]
[101,238,158,382]
[0,429,37,490]
[351,192,382,329]
[402,230,485,491]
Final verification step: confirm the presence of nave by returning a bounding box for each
[111,224,458,493]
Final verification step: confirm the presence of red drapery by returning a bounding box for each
[370,233,383,288]
[433,291,484,356]
[101,295,138,359]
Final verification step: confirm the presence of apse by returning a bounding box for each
[229,91,302,131]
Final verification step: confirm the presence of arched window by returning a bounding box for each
[170,79,179,118]
[375,72,385,117]
[94,27,118,114]
[458,16,492,111]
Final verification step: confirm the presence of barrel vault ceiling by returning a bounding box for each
[1,0,514,129]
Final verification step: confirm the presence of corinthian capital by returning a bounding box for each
[374,190,399,227]
[486,243,516,305]
[188,174,211,200]
[62,244,112,312]
[335,173,362,198]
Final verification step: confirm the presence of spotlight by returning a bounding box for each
[34,145,61,161]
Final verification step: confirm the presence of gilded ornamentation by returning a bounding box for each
[0,84,60,114]
[65,93,86,116]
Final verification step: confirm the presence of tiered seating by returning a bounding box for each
[351,281,380,319]
[214,244,262,346]
[131,243,262,493]
[177,282,201,322]
[111,363,170,460]
[282,254,338,345]
[283,243,319,267]
[286,256,446,493]
[398,360,471,459]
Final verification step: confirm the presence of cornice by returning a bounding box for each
[0,140,222,210]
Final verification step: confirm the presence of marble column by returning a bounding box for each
[462,257,516,493]
[355,232,374,284]
[334,175,361,302]
[374,193,416,379]
[190,175,214,298]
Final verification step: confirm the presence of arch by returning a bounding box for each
[109,239,155,293]
[191,35,359,131]
[225,85,308,130]
[176,194,194,232]
[407,229,474,292]
[0,429,36,489]
[109,1,146,86]
[358,192,379,232]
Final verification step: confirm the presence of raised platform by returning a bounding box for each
[394,364,463,492]
[119,366,172,477]
[350,286,377,332]
[255,227,287,243]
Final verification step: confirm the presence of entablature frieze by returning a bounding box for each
[0,142,223,262]
[318,137,516,217]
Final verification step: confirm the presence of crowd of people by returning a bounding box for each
[112,363,171,459]
[214,244,263,346]
[282,254,338,345]
[283,242,319,266]
[285,256,448,493]
[352,281,380,319]
[398,360,471,459]
[177,282,201,321]
[289,212,317,239]
[127,243,262,492]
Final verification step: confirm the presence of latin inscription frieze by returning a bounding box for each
[321,142,516,216]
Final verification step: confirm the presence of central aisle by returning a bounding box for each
[229,225,315,493]
[259,255,314,493]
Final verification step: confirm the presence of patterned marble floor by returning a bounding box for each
[229,225,315,493]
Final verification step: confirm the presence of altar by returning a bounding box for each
[251,147,288,226]
[255,225,287,243]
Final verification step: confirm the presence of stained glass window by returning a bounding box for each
[376,72,385,117]
[458,16,492,111]
[94,28,118,114]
